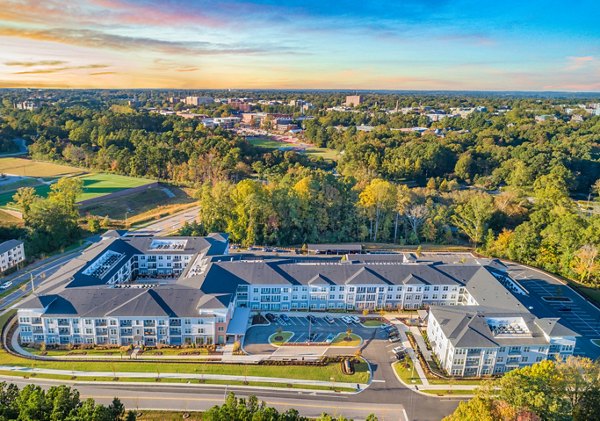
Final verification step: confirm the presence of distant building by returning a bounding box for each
[0,240,25,272]
[228,99,252,112]
[168,97,180,104]
[535,114,557,123]
[345,95,363,107]
[15,100,40,111]
[185,96,214,106]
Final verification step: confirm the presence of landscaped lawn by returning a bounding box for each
[24,348,125,357]
[392,360,422,385]
[331,333,362,347]
[268,331,294,346]
[0,172,155,207]
[362,320,384,327]
[247,137,286,149]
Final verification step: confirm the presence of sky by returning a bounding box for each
[1,0,599,91]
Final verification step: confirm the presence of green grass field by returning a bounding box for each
[0,172,154,207]
[331,333,362,347]
[246,137,339,161]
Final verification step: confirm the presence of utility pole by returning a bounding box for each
[30,273,35,293]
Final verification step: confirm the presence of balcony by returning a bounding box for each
[143,321,156,327]
[96,328,108,336]
[169,319,181,327]
[33,327,44,334]
[96,321,108,327]
[120,329,132,336]
[58,328,70,335]
[169,328,181,336]
[144,330,156,336]
[119,321,132,327]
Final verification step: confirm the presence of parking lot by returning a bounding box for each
[506,262,600,358]
[243,314,390,356]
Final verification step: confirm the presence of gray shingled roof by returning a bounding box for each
[0,239,23,254]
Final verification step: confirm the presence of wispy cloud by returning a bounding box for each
[0,27,290,56]
[14,64,109,74]
[565,56,595,71]
[5,60,68,67]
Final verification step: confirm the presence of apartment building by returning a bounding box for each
[17,233,231,347]
[0,239,25,273]
[345,95,363,107]
[185,96,214,106]
[16,235,578,372]
[426,263,577,377]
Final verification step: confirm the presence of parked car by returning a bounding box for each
[394,349,407,360]
[350,315,361,324]
[389,335,402,343]
[279,314,290,323]
[306,314,317,323]
[388,330,399,339]
[393,346,406,355]
[265,313,276,322]
[324,315,335,324]
[342,316,353,324]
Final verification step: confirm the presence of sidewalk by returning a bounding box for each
[0,365,368,389]
[389,321,430,386]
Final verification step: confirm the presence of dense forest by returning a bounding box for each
[1,91,599,287]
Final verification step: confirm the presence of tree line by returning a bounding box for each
[445,356,600,421]
[0,383,134,421]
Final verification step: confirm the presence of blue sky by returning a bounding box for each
[0,0,599,90]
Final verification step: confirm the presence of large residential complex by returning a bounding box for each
[16,233,577,376]
[0,239,25,273]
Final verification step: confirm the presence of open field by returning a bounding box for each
[0,210,23,227]
[247,137,339,161]
[80,186,195,221]
[0,172,154,208]
[0,158,84,178]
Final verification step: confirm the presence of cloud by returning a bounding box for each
[90,71,116,75]
[13,64,110,74]
[0,27,289,56]
[564,56,595,71]
[5,60,68,67]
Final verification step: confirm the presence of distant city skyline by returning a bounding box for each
[1,0,599,91]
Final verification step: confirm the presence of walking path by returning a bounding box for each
[0,365,367,389]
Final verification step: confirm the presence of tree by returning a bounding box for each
[358,179,396,242]
[452,193,495,245]
[48,176,84,215]
[454,152,474,181]
[571,244,599,285]
[404,204,428,243]
[10,187,39,215]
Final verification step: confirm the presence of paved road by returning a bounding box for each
[0,377,406,420]
[0,248,87,311]
[135,207,199,236]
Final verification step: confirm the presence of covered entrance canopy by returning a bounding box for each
[226,307,251,338]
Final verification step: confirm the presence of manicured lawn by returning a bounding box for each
[304,147,339,161]
[331,333,362,347]
[137,410,203,421]
[362,320,384,327]
[77,173,154,201]
[25,348,126,357]
[0,347,368,383]
[0,158,84,177]
[393,360,422,385]
[247,137,286,149]
[268,331,294,346]
[428,377,485,386]
[141,347,210,356]
[0,172,154,207]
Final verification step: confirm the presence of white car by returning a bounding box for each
[342,316,353,324]
[350,315,361,324]
[393,346,406,354]
[0,281,12,290]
